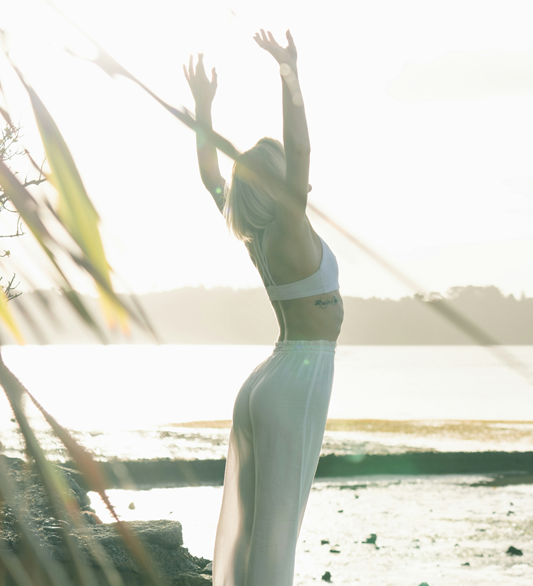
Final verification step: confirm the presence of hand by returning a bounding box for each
[183,53,217,107]
[253,29,297,69]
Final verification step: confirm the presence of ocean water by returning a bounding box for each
[1,345,533,460]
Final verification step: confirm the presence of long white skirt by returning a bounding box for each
[212,340,336,586]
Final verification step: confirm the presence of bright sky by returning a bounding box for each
[1,0,533,299]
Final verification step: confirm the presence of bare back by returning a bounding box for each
[247,216,344,342]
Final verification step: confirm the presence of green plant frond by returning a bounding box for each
[24,389,169,586]
[0,357,102,586]
[0,458,73,586]
[0,548,36,586]
[0,441,125,586]
[0,284,23,343]
[66,253,130,334]
[30,237,110,344]
[61,288,109,344]
[21,84,106,270]
[6,62,128,335]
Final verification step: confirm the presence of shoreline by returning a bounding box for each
[58,451,533,490]
[169,417,533,432]
[167,418,533,448]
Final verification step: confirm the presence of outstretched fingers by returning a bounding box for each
[286,29,295,47]
[196,53,206,77]
[183,53,212,85]
[266,30,280,47]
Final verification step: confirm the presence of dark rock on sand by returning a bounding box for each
[506,546,523,556]
[362,533,377,544]
[0,455,92,554]
[321,539,330,544]
[321,570,332,582]
[0,456,213,585]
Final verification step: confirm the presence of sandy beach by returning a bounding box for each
[89,472,533,585]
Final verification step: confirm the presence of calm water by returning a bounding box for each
[1,345,533,460]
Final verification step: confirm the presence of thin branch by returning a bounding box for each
[21,177,46,188]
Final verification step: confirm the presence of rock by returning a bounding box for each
[0,456,213,585]
[129,502,136,510]
[174,574,212,585]
[362,533,377,545]
[419,583,429,586]
[84,511,103,525]
[321,539,330,545]
[461,562,470,566]
[82,511,98,525]
[0,455,93,549]
[506,546,523,556]
[202,562,213,574]
[337,509,343,513]
[43,525,63,535]
[321,571,332,582]
[329,548,340,554]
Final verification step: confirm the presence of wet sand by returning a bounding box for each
[89,473,533,585]
[171,418,533,444]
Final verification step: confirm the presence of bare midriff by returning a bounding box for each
[271,290,344,342]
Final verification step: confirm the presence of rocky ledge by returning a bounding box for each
[0,455,213,585]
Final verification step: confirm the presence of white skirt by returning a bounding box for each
[212,340,336,586]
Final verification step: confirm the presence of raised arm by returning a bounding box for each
[183,54,226,213]
[253,30,310,223]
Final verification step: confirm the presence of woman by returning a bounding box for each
[184,29,344,586]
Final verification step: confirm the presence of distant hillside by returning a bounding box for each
[1,285,532,345]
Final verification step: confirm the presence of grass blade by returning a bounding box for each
[24,389,170,586]
[0,281,23,342]
[0,354,102,586]
[0,457,73,586]
[5,64,125,333]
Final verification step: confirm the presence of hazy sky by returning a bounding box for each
[1,0,533,299]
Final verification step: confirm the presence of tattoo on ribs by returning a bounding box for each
[314,295,338,309]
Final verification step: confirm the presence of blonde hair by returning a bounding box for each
[224,137,285,242]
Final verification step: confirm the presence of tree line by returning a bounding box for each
[3,285,532,345]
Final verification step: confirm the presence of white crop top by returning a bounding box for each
[252,227,340,301]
